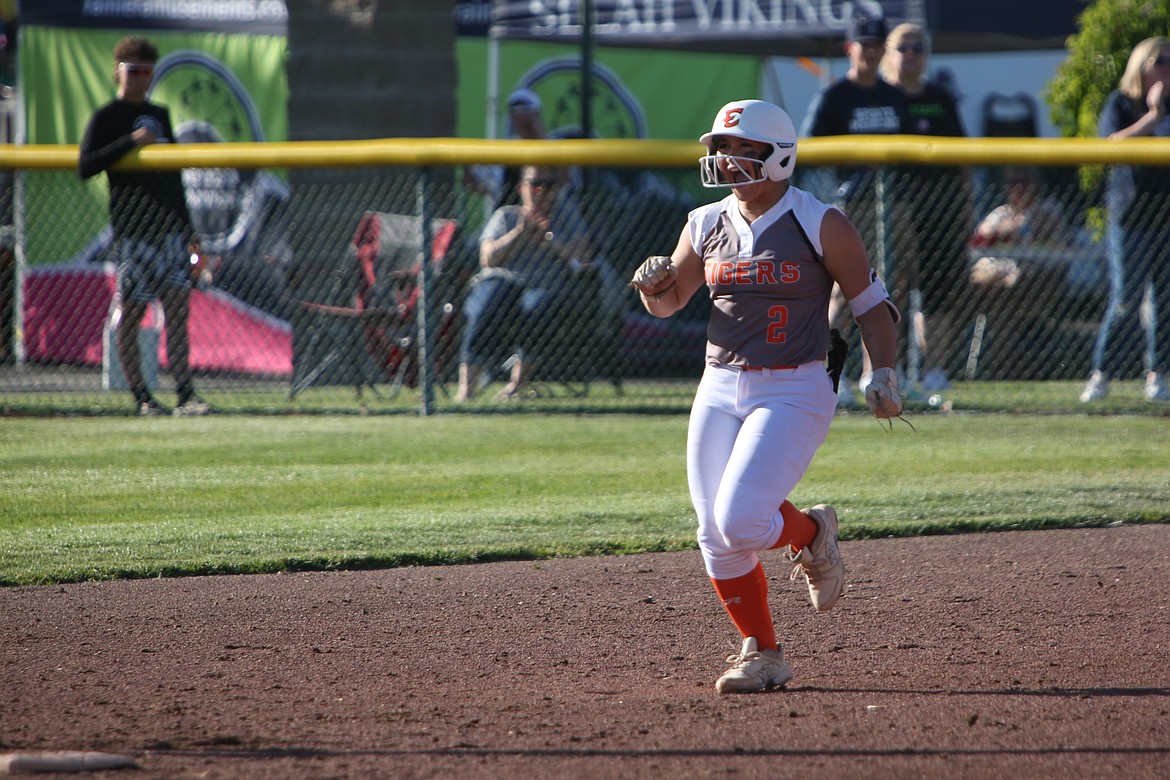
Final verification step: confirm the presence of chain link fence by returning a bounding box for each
[1,138,1167,415]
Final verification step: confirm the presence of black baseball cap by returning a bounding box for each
[847,15,889,43]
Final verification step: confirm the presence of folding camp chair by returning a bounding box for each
[287,212,459,399]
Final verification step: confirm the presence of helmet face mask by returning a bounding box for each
[700,152,768,188]
[699,100,797,187]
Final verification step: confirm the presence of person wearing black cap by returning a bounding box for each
[801,15,906,143]
[799,15,908,406]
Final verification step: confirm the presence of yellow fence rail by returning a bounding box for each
[2,135,1169,171]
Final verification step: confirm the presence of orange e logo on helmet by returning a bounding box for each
[722,107,743,128]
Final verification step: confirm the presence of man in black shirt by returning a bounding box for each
[801,14,908,192]
[79,36,209,416]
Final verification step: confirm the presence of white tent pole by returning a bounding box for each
[487,35,500,140]
[483,34,501,221]
[761,58,785,112]
[12,39,26,366]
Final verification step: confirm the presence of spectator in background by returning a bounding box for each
[800,14,908,406]
[464,88,550,210]
[78,36,209,417]
[966,167,1069,366]
[880,22,970,391]
[1081,36,1170,403]
[971,167,1066,248]
[969,166,1067,286]
[457,165,591,402]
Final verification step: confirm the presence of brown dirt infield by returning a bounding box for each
[3,524,1169,779]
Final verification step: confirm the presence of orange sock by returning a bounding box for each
[710,561,777,650]
[770,500,816,552]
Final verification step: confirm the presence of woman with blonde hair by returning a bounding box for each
[879,23,969,391]
[1082,36,1170,403]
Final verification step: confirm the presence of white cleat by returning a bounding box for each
[714,637,794,694]
[787,504,845,612]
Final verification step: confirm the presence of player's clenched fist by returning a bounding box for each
[630,255,676,295]
[861,367,903,419]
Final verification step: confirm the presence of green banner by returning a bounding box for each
[455,38,759,230]
[20,25,288,265]
[457,38,760,142]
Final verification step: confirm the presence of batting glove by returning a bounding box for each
[630,255,676,295]
[861,367,903,419]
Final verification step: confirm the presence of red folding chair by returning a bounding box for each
[288,212,459,399]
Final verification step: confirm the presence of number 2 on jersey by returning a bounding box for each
[766,305,788,343]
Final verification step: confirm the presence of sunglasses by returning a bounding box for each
[897,44,925,54]
[119,62,155,75]
[524,178,559,188]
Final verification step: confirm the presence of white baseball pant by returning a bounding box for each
[686,361,837,580]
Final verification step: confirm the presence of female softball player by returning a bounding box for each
[629,99,903,694]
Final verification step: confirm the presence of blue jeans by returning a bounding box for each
[1090,223,1170,377]
[460,275,526,371]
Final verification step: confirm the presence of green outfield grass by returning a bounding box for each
[1,412,1167,586]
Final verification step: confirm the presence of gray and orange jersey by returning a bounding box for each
[687,187,838,368]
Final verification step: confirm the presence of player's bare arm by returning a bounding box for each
[630,224,704,317]
[821,207,902,416]
[819,208,874,300]
[819,208,897,367]
[854,307,898,373]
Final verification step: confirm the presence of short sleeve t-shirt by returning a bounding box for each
[801,78,907,137]
[479,198,588,289]
[801,78,909,193]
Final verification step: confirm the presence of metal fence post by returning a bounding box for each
[874,165,891,282]
[875,164,920,386]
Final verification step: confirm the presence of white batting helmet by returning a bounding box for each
[699,99,798,187]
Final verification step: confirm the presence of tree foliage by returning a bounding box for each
[1045,0,1170,138]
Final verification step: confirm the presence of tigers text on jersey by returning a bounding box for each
[687,187,837,369]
